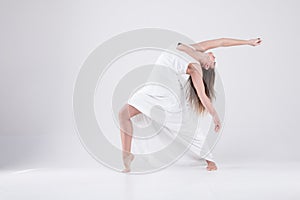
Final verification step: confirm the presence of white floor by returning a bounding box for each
[0,160,299,200]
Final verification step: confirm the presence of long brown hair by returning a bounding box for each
[185,68,216,115]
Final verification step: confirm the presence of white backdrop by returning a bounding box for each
[0,0,299,170]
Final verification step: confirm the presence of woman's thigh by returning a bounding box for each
[127,104,142,118]
[119,104,141,119]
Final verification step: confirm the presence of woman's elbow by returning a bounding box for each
[219,38,226,47]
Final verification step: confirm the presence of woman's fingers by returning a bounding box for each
[214,122,221,132]
[215,125,219,132]
[249,38,262,46]
[255,38,262,45]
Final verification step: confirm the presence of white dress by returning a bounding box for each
[127,47,215,163]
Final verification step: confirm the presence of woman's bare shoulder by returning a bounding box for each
[187,63,203,77]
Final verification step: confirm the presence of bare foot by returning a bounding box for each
[206,160,218,171]
[121,168,131,173]
[122,152,135,173]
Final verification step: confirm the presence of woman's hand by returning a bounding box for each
[213,114,221,133]
[248,38,262,46]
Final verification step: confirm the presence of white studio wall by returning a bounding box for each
[0,0,299,170]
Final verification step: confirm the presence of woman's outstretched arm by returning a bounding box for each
[190,37,262,52]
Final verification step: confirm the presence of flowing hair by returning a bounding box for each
[185,68,216,116]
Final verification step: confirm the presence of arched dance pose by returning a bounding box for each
[119,37,262,173]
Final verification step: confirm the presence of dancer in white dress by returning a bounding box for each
[119,37,262,172]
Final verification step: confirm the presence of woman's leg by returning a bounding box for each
[200,143,218,171]
[118,104,141,172]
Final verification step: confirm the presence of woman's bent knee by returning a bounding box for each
[128,104,141,118]
[119,104,141,120]
[118,104,129,120]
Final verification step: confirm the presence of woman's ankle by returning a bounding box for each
[122,150,132,157]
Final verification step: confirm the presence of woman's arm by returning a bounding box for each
[189,69,217,116]
[190,37,262,52]
[189,69,221,132]
[176,44,214,67]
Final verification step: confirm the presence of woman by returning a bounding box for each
[119,37,262,173]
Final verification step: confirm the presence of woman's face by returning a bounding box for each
[205,52,216,70]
